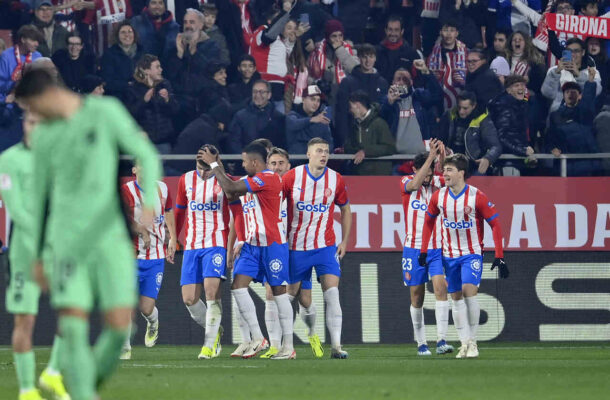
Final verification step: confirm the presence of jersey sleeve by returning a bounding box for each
[426,191,441,218]
[475,190,499,222]
[400,175,412,194]
[229,201,246,242]
[164,184,173,211]
[335,173,349,206]
[175,174,187,209]
[120,184,135,221]
[245,172,274,193]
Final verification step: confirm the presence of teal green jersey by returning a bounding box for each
[30,95,162,259]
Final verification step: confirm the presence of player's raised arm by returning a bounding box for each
[418,191,440,266]
[476,191,509,278]
[199,148,248,197]
[405,139,440,192]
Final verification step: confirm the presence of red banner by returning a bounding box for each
[545,13,610,39]
[1,177,609,252]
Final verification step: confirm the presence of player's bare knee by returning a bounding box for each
[139,298,155,316]
[271,285,286,296]
[182,294,198,306]
[104,308,132,330]
[320,274,340,291]
[450,291,463,301]
[299,290,312,308]
[462,284,478,298]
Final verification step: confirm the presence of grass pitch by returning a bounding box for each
[1,342,609,400]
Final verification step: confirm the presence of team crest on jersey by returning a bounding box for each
[464,206,472,214]
[156,272,163,286]
[213,184,222,194]
[253,177,264,186]
[324,188,333,197]
[212,253,224,267]
[269,258,283,273]
[470,259,481,272]
[187,186,193,195]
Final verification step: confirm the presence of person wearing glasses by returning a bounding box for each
[51,32,96,93]
[464,48,503,112]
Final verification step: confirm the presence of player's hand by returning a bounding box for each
[233,241,244,260]
[418,252,428,267]
[199,147,218,167]
[33,260,49,293]
[336,241,347,260]
[491,257,509,279]
[353,150,366,165]
[141,230,151,250]
[166,237,177,264]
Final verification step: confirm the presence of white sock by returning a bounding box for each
[452,299,470,345]
[186,299,207,328]
[265,300,282,348]
[435,300,449,342]
[274,293,294,350]
[299,302,316,336]
[142,306,159,324]
[464,296,480,342]
[204,300,222,348]
[232,288,263,340]
[323,287,343,350]
[123,322,131,350]
[410,305,426,346]
[234,301,251,342]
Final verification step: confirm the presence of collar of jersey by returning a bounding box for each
[196,169,214,180]
[448,184,468,200]
[305,165,327,181]
[134,180,144,192]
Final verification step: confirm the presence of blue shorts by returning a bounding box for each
[401,248,443,287]
[289,246,341,290]
[138,259,165,299]
[234,243,289,287]
[442,254,483,293]
[180,247,227,286]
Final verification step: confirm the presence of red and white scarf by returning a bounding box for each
[427,40,467,110]
[232,0,253,46]
[310,39,354,84]
[11,46,32,82]
[533,0,555,52]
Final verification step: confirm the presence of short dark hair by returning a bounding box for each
[16,25,44,44]
[504,74,528,89]
[251,138,273,151]
[441,19,459,30]
[494,28,510,39]
[348,90,371,109]
[385,15,403,30]
[457,91,477,105]
[566,37,585,50]
[443,153,470,178]
[201,3,218,15]
[243,142,268,163]
[413,152,431,170]
[358,43,376,57]
[14,69,58,99]
[307,137,330,148]
[268,147,289,161]
[580,0,598,9]
[65,32,83,45]
[239,54,256,66]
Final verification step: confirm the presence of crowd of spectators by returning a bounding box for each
[1,0,610,176]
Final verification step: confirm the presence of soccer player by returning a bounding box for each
[419,153,509,359]
[174,145,230,359]
[283,137,352,359]
[16,69,162,400]
[120,163,177,359]
[400,142,455,356]
[200,142,295,360]
[0,110,70,400]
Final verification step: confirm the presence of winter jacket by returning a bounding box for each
[100,44,144,101]
[464,63,503,110]
[488,91,530,157]
[335,66,389,147]
[541,65,602,112]
[344,104,396,175]
[0,103,22,153]
[228,71,262,111]
[547,81,600,176]
[375,40,421,84]
[52,49,96,93]
[439,108,502,165]
[132,9,180,58]
[124,79,180,145]
[206,25,230,66]
[286,103,334,154]
[228,101,285,153]
[32,19,69,57]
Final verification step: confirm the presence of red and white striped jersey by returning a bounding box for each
[400,174,443,249]
[121,180,172,260]
[242,170,286,246]
[426,184,499,258]
[176,171,230,250]
[249,25,287,84]
[282,166,349,251]
[84,0,132,56]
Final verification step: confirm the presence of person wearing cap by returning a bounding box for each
[286,84,333,154]
[464,48,503,112]
[547,71,600,176]
[490,56,510,85]
[31,0,70,57]
[131,0,180,58]
[0,25,43,102]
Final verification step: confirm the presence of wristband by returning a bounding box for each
[210,161,219,169]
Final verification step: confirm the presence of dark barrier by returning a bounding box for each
[1,251,608,345]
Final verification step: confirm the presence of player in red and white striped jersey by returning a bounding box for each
[200,142,295,360]
[283,137,352,359]
[121,164,177,356]
[399,142,455,357]
[420,154,509,359]
[174,145,230,359]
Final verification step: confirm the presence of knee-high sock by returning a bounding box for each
[59,316,95,400]
[122,322,131,351]
[435,300,450,342]
[410,305,427,346]
[234,301,251,342]
[186,299,207,328]
[324,287,343,350]
[203,300,222,348]
[142,306,158,324]
[13,351,35,391]
[274,294,294,350]
[93,326,129,388]
[265,300,282,348]
[299,302,317,337]
[464,296,480,341]
[232,288,263,341]
[452,299,471,345]
[46,334,64,374]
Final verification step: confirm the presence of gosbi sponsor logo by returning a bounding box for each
[443,219,473,229]
[296,201,329,213]
[189,200,221,211]
[410,199,427,211]
[154,215,165,224]
[242,199,256,213]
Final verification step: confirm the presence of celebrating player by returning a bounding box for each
[120,163,177,359]
[0,111,70,400]
[400,142,455,356]
[283,137,352,359]
[174,145,230,359]
[200,142,295,360]
[419,153,509,358]
[16,69,162,400]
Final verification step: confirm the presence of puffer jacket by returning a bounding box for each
[488,91,530,156]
